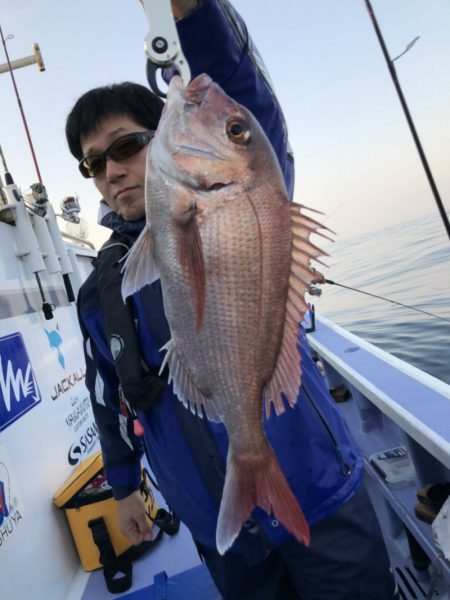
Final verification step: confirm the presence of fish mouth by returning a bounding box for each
[168,74,213,110]
[178,73,213,104]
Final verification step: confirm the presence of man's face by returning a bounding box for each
[80,115,149,221]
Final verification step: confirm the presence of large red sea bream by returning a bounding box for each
[122,73,328,554]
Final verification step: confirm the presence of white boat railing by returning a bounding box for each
[308,314,450,599]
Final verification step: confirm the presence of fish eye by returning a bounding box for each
[226,119,251,145]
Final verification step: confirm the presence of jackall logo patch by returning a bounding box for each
[0,333,41,432]
[44,325,65,369]
[0,446,24,549]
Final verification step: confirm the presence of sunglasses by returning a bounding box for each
[78,130,155,178]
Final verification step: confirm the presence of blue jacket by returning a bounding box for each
[77,0,363,554]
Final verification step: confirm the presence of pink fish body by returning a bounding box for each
[123,74,327,554]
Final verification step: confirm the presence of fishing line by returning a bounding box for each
[324,279,450,324]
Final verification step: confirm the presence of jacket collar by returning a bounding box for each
[98,199,145,242]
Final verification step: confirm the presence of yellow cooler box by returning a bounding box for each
[53,449,158,572]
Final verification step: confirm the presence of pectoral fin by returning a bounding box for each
[174,200,206,333]
[121,225,159,300]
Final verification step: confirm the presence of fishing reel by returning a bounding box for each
[59,196,89,240]
[60,195,81,224]
[27,182,49,216]
[308,286,322,297]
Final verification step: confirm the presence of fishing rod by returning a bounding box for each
[364,0,450,242]
[0,27,76,305]
[324,279,450,324]
[0,25,44,185]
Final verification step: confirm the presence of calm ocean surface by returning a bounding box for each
[312,212,450,386]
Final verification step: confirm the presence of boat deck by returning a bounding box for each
[78,484,221,599]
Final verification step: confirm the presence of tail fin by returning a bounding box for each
[216,444,310,555]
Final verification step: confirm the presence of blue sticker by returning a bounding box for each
[44,325,65,369]
[0,478,10,524]
[0,333,41,432]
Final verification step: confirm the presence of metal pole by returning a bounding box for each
[364,0,450,241]
[0,24,44,185]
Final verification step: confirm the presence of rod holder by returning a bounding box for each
[0,42,45,74]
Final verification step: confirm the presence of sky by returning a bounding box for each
[1,0,449,249]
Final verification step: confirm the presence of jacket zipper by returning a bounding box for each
[302,385,352,477]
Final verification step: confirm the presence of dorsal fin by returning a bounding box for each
[264,203,331,417]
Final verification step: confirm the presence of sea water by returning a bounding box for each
[313,212,450,385]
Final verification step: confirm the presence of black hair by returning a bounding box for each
[65,81,164,160]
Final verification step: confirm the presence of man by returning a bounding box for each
[67,1,397,598]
